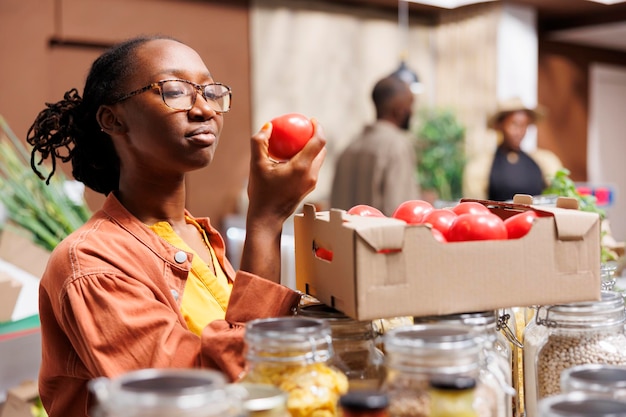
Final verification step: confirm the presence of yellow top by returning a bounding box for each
[150,216,233,335]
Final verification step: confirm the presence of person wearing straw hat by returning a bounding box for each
[463,97,563,201]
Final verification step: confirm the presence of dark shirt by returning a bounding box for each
[488,146,544,201]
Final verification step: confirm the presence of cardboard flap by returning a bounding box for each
[531,205,599,240]
[312,205,407,250]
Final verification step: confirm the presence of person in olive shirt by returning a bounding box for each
[330,75,421,216]
[463,97,563,201]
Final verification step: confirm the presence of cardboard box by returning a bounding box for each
[294,198,602,321]
[0,273,22,323]
[0,380,41,417]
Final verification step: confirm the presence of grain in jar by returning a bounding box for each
[298,303,385,390]
[240,317,349,417]
[381,323,504,417]
[524,291,626,417]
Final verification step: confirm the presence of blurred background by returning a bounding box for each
[1,0,625,241]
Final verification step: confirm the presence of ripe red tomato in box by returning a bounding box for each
[267,113,314,161]
[423,208,457,238]
[451,201,491,216]
[504,210,539,239]
[347,205,386,217]
[447,213,508,242]
[392,200,434,224]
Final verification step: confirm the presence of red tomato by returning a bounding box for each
[392,200,434,224]
[447,213,508,242]
[347,205,386,217]
[431,228,447,243]
[504,210,539,239]
[423,209,457,238]
[268,113,314,161]
[451,201,491,216]
[315,247,333,262]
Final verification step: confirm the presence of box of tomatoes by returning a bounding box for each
[294,195,601,321]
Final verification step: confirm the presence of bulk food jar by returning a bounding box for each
[523,291,626,417]
[297,303,385,390]
[88,368,243,417]
[240,317,349,417]
[381,323,505,417]
[537,393,626,417]
[413,311,515,417]
[561,364,626,400]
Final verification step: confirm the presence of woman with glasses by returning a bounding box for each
[27,35,326,417]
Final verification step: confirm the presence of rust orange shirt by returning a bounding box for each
[38,193,300,417]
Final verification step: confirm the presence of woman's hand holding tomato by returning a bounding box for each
[267,113,314,162]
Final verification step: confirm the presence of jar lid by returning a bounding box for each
[88,368,235,414]
[430,375,477,391]
[339,390,389,410]
[244,317,333,363]
[562,364,626,392]
[539,291,625,329]
[538,392,626,417]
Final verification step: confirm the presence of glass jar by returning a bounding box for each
[413,311,514,417]
[239,383,289,417]
[523,291,626,417]
[429,375,479,417]
[601,262,619,291]
[241,317,349,417]
[381,323,504,417]
[561,364,626,400]
[88,368,243,417]
[298,303,385,390]
[537,393,626,417]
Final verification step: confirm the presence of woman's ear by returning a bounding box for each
[97,105,127,135]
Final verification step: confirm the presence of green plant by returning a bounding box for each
[0,115,91,251]
[542,168,618,263]
[414,108,466,202]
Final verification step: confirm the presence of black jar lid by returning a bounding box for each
[339,390,389,410]
[429,375,477,391]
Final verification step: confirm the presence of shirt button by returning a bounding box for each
[171,289,179,301]
[174,251,188,264]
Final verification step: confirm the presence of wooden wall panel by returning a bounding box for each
[538,40,626,181]
[0,0,251,229]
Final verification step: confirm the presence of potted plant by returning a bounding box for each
[414,108,466,204]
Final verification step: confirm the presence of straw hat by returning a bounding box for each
[487,97,546,129]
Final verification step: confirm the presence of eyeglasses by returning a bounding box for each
[112,79,232,113]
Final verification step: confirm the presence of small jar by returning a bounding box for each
[429,375,479,417]
[381,323,504,417]
[88,368,242,417]
[523,291,626,416]
[561,364,626,400]
[298,303,385,390]
[537,392,626,417]
[413,311,514,417]
[241,317,349,417]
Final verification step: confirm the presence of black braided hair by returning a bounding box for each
[26,34,178,195]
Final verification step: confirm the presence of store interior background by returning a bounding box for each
[1,0,625,275]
